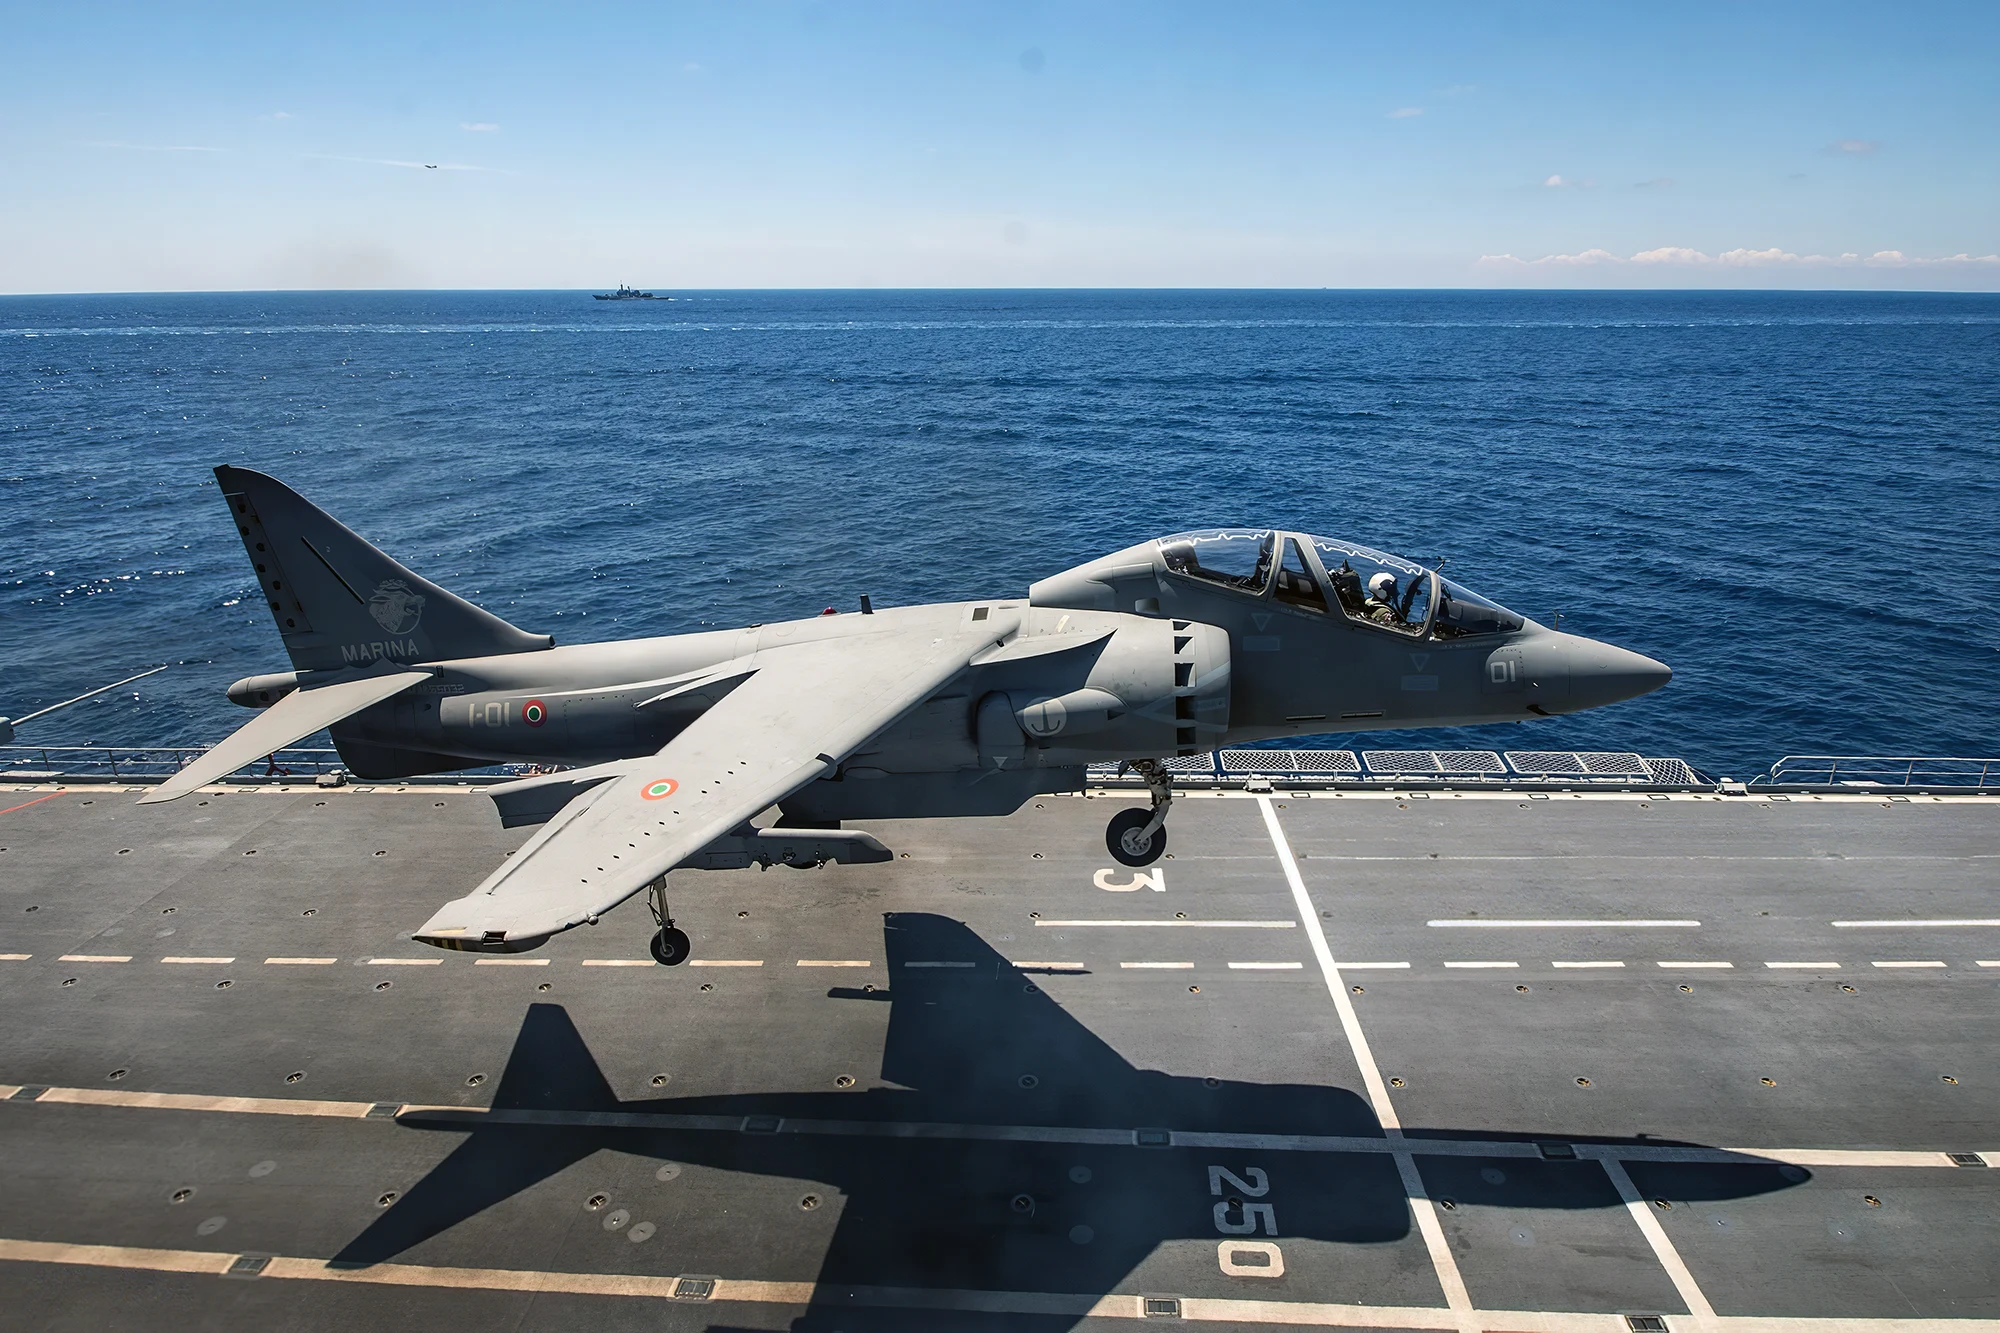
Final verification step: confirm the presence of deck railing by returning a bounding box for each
[1756,755,2000,791]
[0,746,528,784]
[8,744,1996,795]
[1087,749,1708,787]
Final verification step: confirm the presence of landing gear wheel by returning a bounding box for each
[645,875,689,966]
[1107,808,1167,867]
[650,927,691,967]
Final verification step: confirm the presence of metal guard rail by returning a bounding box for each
[1086,749,1710,788]
[0,746,528,785]
[1755,755,2000,791]
[6,745,1995,795]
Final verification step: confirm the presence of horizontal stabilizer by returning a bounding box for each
[138,669,428,804]
[485,758,649,829]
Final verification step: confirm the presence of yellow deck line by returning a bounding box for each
[3,1237,1996,1329]
[8,1079,1992,1170]
[34,1086,375,1118]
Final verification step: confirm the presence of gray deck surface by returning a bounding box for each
[0,781,1996,1330]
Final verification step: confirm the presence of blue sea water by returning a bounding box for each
[3,288,1997,776]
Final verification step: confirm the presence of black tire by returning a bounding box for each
[1106,808,1167,867]
[650,927,692,967]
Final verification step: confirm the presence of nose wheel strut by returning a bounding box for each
[647,876,691,966]
[1106,758,1172,867]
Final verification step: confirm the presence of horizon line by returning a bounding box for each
[7,285,2000,298]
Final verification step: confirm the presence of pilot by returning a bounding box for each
[1363,572,1402,625]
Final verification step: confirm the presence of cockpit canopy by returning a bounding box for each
[1157,529,1524,640]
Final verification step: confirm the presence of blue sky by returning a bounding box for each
[4,1,1997,291]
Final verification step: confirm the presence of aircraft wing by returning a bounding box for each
[412,616,1011,952]
[138,668,429,805]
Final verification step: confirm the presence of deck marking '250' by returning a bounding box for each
[1209,1164,1283,1275]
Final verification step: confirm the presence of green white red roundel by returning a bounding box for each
[641,779,679,801]
[521,699,547,727]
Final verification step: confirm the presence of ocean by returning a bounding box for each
[3,288,1997,776]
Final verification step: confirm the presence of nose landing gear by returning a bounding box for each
[647,876,691,966]
[1106,758,1173,867]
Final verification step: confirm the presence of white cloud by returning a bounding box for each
[1388,106,1424,118]
[1831,138,1880,154]
[1543,174,1569,187]
[460,122,500,133]
[270,111,293,120]
[1480,246,2000,270]
[682,61,703,73]
[89,140,222,153]
[1630,246,1708,264]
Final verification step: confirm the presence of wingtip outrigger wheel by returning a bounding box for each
[1106,758,1173,867]
[646,875,691,966]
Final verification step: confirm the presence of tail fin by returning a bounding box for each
[214,466,552,672]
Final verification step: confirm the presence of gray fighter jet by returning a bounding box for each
[143,468,1669,964]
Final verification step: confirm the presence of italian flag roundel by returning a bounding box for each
[642,779,679,801]
[521,699,547,726]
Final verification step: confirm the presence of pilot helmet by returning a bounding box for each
[1367,572,1398,599]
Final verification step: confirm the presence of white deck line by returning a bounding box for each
[1253,797,1400,1130]
[1228,961,1304,970]
[58,955,130,963]
[1833,919,2000,927]
[162,957,234,965]
[581,959,651,967]
[796,960,872,967]
[365,958,441,966]
[1427,919,1699,928]
[1442,961,1518,969]
[0,954,29,961]
[1765,961,1841,969]
[1981,961,2000,967]
[1119,961,1193,969]
[473,957,547,966]
[903,961,973,969]
[263,957,335,965]
[1334,961,1410,969]
[689,959,763,967]
[1657,961,1734,969]
[1551,961,1625,969]
[1009,962,1085,970]
[1599,1158,1717,1325]
[1870,960,1947,968]
[1256,797,1476,1330]
[1035,919,1295,928]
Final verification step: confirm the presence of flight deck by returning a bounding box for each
[1,771,1996,1330]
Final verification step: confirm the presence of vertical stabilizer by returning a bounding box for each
[214,466,552,672]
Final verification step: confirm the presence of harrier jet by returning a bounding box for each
[144,468,1669,964]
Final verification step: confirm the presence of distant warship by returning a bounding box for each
[593,284,661,300]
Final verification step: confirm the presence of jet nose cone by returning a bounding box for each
[1565,639,1672,712]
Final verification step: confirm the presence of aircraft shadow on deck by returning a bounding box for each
[334,913,1805,1330]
